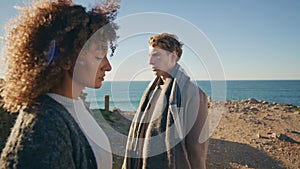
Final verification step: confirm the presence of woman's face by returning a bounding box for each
[73,42,112,89]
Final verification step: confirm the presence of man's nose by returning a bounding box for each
[149,56,155,65]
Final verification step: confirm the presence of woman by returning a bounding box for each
[0,0,119,168]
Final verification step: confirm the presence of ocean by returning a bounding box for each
[84,80,300,111]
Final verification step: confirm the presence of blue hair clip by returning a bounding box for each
[46,40,57,67]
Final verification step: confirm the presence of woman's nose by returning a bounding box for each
[103,57,112,71]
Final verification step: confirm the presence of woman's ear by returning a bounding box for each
[60,58,72,70]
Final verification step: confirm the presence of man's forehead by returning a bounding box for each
[149,46,169,54]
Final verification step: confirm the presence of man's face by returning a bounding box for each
[148,46,177,78]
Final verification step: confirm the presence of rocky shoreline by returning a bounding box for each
[103,98,300,169]
[1,98,299,168]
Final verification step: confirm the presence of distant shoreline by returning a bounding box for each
[100,79,300,82]
[89,98,300,112]
[85,80,300,110]
[90,98,300,114]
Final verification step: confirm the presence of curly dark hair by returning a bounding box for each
[0,0,119,112]
[148,33,183,59]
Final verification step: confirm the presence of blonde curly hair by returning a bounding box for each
[0,0,119,113]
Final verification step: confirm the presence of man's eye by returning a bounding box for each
[150,54,159,57]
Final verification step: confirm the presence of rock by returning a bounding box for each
[256,144,262,150]
[283,104,294,107]
[261,106,268,110]
[272,133,300,144]
[270,102,278,106]
[257,133,269,139]
[283,104,294,112]
[280,115,288,120]
[288,130,300,135]
[263,116,274,121]
[257,133,261,138]
[285,110,292,113]
[250,107,259,111]
[248,98,259,104]
[266,146,275,152]
[256,120,262,125]
[271,133,278,139]
[111,107,121,113]
[233,104,239,108]
[242,108,249,114]
[262,101,269,104]
[256,133,260,138]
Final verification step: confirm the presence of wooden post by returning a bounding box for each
[104,95,109,111]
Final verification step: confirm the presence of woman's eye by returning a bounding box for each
[95,56,103,60]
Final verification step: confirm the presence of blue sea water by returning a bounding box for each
[84,80,300,111]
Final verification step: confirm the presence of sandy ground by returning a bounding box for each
[206,99,299,169]
[99,98,300,169]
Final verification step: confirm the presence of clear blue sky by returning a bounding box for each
[1,0,299,80]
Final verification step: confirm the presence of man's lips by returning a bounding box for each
[152,67,159,71]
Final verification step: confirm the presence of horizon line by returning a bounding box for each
[104,79,300,82]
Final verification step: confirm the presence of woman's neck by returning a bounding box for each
[51,72,83,99]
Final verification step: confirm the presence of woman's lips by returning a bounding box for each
[98,75,105,81]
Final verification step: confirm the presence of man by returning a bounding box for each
[122,33,209,169]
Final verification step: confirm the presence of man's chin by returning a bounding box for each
[153,71,161,77]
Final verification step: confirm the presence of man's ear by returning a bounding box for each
[172,51,179,62]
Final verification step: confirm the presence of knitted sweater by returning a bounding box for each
[0,95,97,169]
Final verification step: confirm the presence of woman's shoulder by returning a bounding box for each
[0,95,76,168]
[30,95,75,123]
[16,95,73,140]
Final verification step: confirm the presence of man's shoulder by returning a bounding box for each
[181,80,207,103]
[184,80,205,94]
